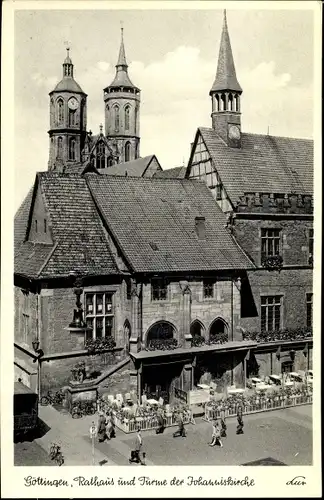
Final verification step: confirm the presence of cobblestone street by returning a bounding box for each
[14,405,312,467]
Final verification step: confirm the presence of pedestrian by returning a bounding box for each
[209,420,223,447]
[220,408,227,438]
[173,412,186,438]
[129,427,145,465]
[236,406,244,435]
[156,409,165,435]
[105,413,115,440]
[97,412,107,443]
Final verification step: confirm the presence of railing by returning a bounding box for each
[112,409,194,433]
[204,393,313,421]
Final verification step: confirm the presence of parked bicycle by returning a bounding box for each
[71,400,96,419]
[49,442,64,466]
[40,390,65,406]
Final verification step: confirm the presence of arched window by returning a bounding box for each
[96,142,105,169]
[228,93,233,111]
[107,157,113,167]
[125,142,131,162]
[114,105,119,131]
[69,109,76,127]
[221,94,226,112]
[57,137,63,159]
[69,137,76,160]
[134,106,138,130]
[124,105,130,130]
[235,94,240,112]
[57,99,64,124]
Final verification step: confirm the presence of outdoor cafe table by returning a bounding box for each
[290,372,303,382]
[255,383,272,391]
[228,388,245,395]
[251,377,262,385]
[197,384,210,390]
[269,374,281,385]
[146,399,159,406]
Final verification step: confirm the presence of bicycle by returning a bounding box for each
[49,443,64,466]
[40,390,65,406]
[71,400,96,418]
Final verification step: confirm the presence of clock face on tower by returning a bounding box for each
[228,124,241,140]
[68,97,79,110]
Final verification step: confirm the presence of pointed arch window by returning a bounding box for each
[96,142,106,170]
[114,105,120,132]
[125,142,131,162]
[69,108,76,127]
[107,157,113,168]
[124,105,130,130]
[69,137,76,160]
[57,137,63,159]
[57,98,64,124]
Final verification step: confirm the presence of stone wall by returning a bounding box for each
[240,268,313,332]
[141,277,241,347]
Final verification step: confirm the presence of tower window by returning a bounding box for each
[44,219,47,233]
[96,142,105,170]
[228,94,233,111]
[34,220,38,233]
[57,137,63,159]
[69,138,76,160]
[57,98,64,124]
[221,94,226,111]
[69,109,76,127]
[125,105,130,130]
[114,105,119,132]
[125,142,131,162]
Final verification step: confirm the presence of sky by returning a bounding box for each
[13,5,315,209]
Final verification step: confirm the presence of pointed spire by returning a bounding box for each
[116,23,127,68]
[106,25,139,91]
[210,10,242,94]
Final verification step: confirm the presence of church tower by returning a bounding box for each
[210,10,242,148]
[48,49,87,170]
[103,28,140,163]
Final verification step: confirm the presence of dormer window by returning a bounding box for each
[195,217,206,240]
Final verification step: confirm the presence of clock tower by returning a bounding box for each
[210,10,242,148]
[48,49,87,171]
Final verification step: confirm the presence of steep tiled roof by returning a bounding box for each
[14,173,120,279]
[14,241,54,279]
[53,77,85,94]
[85,175,254,273]
[154,166,186,179]
[99,155,159,177]
[198,127,313,205]
[14,186,34,249]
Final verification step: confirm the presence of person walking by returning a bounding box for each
[209,420,223,447]
[156,409,165,435]
[97,412,107,443]
[129,427,145,465]
[105,413,115,440]
[173,411,186,438]
[220,408,227,438]
[236,406,244,435]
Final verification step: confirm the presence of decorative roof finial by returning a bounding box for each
[224,9,227,24]
[116,22,127,67]
[99,123,103,134]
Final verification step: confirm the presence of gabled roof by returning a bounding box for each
[14,187,34,249]
[99,155,161,177]
[154,166,186,179]
[191,127,313,205]
[14,173,120,280]
[85,175,254,273]
[62,162,97,175]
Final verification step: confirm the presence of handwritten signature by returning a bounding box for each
[286,476,306,486]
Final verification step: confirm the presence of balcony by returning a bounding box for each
[242,327,312,344]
